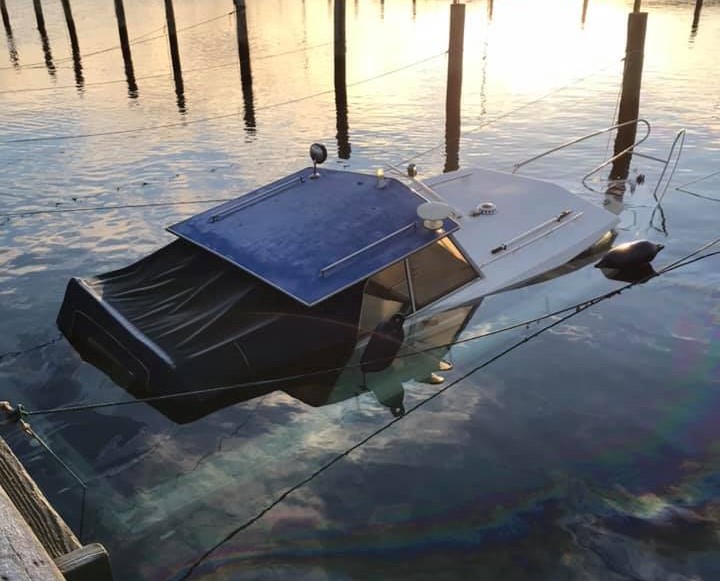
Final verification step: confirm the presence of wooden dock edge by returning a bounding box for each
[0,435,113,580]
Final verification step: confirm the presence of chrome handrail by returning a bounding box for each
[511,118,652,177]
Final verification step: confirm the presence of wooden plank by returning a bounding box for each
[0,483,65,580]
[55,543,113,581]
[0,437,80,559]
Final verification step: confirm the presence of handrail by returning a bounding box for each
[385,163,447,204]
[320,222,417,277]
[209,176,302,222]
[512,119,651,176]
[651,129,685,207]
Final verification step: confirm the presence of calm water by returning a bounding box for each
[1,0,719,579]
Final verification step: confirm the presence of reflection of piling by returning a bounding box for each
[164,0,186,113]
[334,0,350,159]
[691,0,703,34]
[444,2,465,174]
[234,0,256,132]
[33,0,55,77]
[114,0,138,97]
[610,9,647,181]
[581,0,589,26]
[60,0,84,88]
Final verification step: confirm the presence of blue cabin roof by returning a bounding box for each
[168,167,459,306]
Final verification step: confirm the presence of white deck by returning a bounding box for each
[419,167,619,316]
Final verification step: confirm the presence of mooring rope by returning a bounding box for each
[0,41,332,96]
[1,51,448,145]
[0,9,237,73]
[14,237,720,419]
[400,54,627,166]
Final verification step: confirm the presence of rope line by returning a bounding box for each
[0,196,238,220]
[20,240,720,419]
[2,51,447,145]
[0,10,236,72]
[401,55,625,166]
[0,335,63,363]
[0,42,331,96]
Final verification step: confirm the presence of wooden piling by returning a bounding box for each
[487,0,493,21]
[1,0,11,36]
[33,0,56,76]
[444,2,465,173]
[60,0,84,88]
[234,0,256,131]
[581,0,589,26]
[334,0,350,159]
[610,10,647,181]
[114,0,138,97]
[692,0,703,32]
[164,0,185,113]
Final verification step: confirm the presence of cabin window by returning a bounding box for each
[359,237,477,332]
[407,237,478,309]
[359,261,412,333]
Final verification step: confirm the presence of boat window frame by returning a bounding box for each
[359,234,481,331]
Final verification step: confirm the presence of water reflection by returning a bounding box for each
[33,0,56,78]
[334,0,351,159]
[113,0,138,98]
[164,0,186,115]
[234,0,256,132]
[60,0,84,90]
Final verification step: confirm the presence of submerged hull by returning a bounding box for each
[57,239,365,423]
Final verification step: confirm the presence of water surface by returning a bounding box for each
[1,0,719,579]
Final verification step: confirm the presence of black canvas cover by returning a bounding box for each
[57,239,365,423]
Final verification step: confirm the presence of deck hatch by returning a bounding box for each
[168,168,459,306]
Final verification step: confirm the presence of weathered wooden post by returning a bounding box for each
[33,0,55,76]
[234,0,256,131]
[581,0,589,26]
[164,0,185,112]
[610,2,647,181]
[444,1,465,173]
[334,0,350,159]
[1,0,11,36]
[691,0,703,33]
[487,0,493,21]
[114,0,138,97]
[1,0,18,68]
[60,0,84,88]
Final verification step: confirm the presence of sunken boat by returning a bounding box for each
[57,145,619,422]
